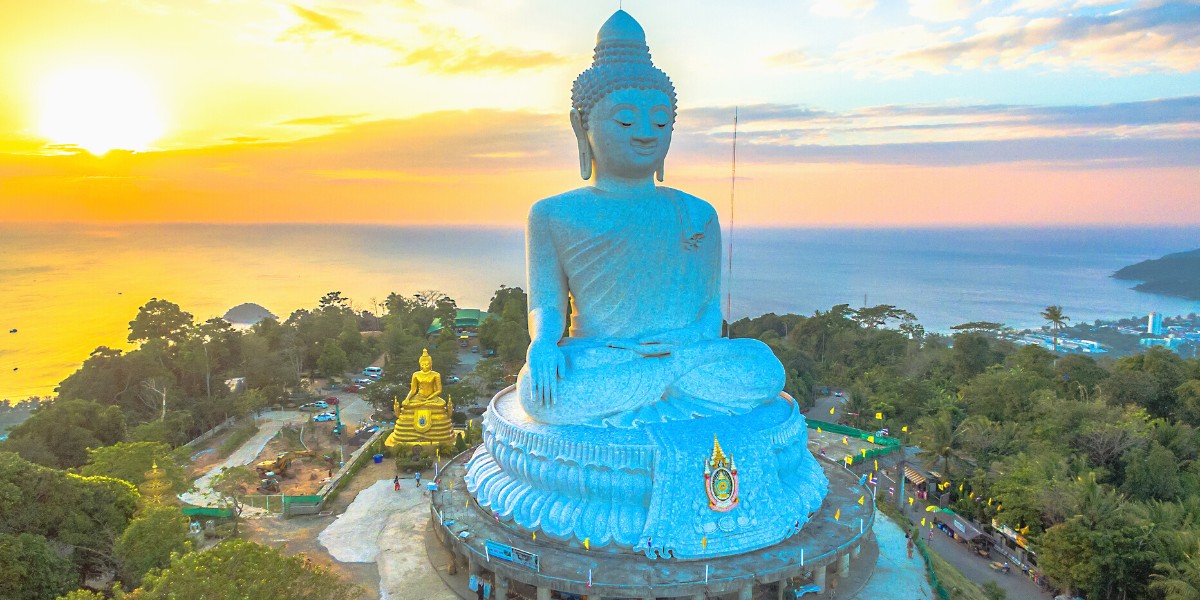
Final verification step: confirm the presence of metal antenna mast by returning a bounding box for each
[725,107,738,336]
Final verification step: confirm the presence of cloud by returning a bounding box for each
[810,0,877,18]
[281,4,569,74]
[279,114,368,127]
[774,1,1200,76]
[908,0,975,22]
[671,96,1200,167]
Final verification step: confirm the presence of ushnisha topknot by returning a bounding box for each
[571,10,677,130]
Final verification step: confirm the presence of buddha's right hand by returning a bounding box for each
[527,340,566,407]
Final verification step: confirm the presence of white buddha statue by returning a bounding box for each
[518,10,785,427]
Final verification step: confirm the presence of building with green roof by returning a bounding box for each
[427,308,495,335]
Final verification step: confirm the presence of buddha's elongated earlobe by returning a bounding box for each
[656,158,664,182]
[570,109,593,180]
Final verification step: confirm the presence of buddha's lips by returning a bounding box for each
[631,144,658,155]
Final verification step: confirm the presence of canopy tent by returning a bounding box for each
[935,511,986,541]
[904,466,927,486]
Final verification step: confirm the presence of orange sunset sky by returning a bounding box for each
[2,0,1198,227]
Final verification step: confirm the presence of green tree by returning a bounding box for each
[2,399,127,468]
[210,466,259,536]
[1178,379,1200,426]
[129,539,359,600]
[317,341,349,380]
[949,333,1000,382]
[56,589,108,599]
[1040,305,1070,353]
[0,453,139,581]
[1150,542,1200,600]
[917,410,975,476]
[79,441,187,492]
[114,506,193,588]
[0,532,76,600]
[128,298,193,348]
[1122,441,1183,501]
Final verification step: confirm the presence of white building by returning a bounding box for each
[1148,312,1164,335]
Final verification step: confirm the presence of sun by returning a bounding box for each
[37,67,166,155]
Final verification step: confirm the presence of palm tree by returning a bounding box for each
[919,410,976,476]
[1041,305,1070,352]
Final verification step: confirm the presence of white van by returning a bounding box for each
[363,367,383,379]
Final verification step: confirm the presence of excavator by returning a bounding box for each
[255,450,315,478]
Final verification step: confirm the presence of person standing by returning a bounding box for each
[906,531,914,559]
[393,475,400,492]
[415,471,421,488]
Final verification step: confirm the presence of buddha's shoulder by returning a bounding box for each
[660,187,718,219]
[529,188,594,217]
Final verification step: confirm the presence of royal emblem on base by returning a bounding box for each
[414,409,433,433]
[704,436,739,512]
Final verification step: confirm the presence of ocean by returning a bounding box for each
[1,224,1197,401]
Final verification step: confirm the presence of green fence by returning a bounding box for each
[916,538,953,600]
[181,506,234,518]
[806,418,902,465]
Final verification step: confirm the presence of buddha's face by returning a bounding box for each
[419,357,432,372]
[586,87,673,180]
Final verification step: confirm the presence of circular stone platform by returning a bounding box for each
[431,450,874,599]
[464,387,828,560]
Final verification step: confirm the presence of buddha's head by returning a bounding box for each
[571,10,676,182]
[419,348,433,372]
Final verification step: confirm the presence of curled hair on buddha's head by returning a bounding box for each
[571,10,677,131]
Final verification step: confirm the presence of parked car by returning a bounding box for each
[343,384,361,392]
[834,391,844,397]
[353,378,373,385]
[471,346,479,353]
[311,400,328,409]
[324,396,340,405]
[313,413,336,422]
[363,367,383,378]
[446,376,462,384]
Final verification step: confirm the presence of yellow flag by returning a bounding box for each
[842,436,849,445]
[845,455,853,466]
[817,427,822,433]
[874,459,879,471]
[902,425,908,433]
[533,531,537,541]
[834,508,841,521]
[875,412,883,420]
[958,483,964,492]
[701,536,707,550]
[861,449,867,458]
[921,518,926,526]
[449,481,454,491]
[829,406,835,415]
[988,497,993,506]
[867,435,875,443]
[583,538,590,550]
[857,495,864,506]
[908,497,914,506]
[925,506,936,512]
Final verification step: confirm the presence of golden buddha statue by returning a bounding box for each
[384,349,455,447]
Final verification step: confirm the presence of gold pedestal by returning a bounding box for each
[385,402,455,447]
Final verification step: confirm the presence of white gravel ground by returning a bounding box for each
[318,478,453,600]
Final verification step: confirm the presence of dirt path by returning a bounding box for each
[179,413,301,507]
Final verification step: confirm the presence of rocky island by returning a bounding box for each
[222,302,277,325]
[1112,248,1200,300]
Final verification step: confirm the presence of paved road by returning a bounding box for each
[813,392,1048,598]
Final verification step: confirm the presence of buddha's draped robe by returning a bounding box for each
[518,188,784,427]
